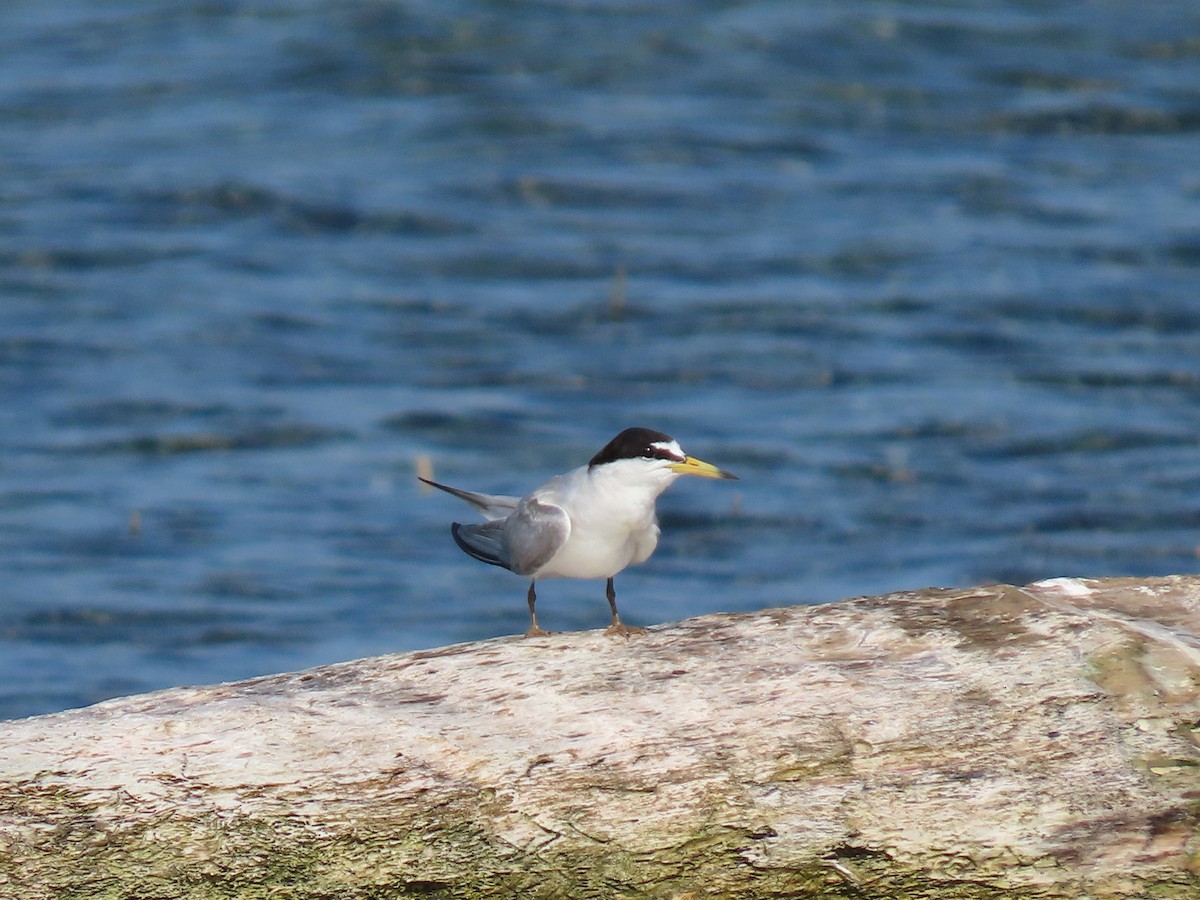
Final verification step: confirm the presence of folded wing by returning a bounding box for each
[450,497,569,577]
[451,520,511,569]
[503,498,570,576]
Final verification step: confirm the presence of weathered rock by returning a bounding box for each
[2,576,1200,899]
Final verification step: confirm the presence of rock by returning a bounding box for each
[2,576,1199,899]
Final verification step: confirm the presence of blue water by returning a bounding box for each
[3,0,1199,720]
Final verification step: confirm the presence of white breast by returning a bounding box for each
[530,460,675,580]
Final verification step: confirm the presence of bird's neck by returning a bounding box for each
[587,460,678,507]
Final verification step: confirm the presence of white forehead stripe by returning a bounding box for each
[650,439,685,461]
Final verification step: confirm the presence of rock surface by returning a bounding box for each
[2,576,1200,899]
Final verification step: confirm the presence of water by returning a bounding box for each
[2,0,1199,720]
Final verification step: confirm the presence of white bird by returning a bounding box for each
[420,427,737,637]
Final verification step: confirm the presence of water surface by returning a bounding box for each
[2,0,1199,719]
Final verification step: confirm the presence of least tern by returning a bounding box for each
[420,427,737,637]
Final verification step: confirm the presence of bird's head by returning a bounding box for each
[588,427,738,486]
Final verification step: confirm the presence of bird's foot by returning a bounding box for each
[604,622,647,638]
[523,625,553,638]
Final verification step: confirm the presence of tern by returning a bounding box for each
[420,427,737,637]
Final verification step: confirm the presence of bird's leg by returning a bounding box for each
[524,580,551,637]
[603,577,646,638]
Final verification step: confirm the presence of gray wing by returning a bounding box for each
[503,497,570,576]
[449,497,570,577]
[451,520,511,569]
[419,477,520,521]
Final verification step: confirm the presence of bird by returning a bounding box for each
[420,427,737,638]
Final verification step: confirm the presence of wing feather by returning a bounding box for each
[432,482,570,577]
[451,521,511,569]
[503,497,570,577]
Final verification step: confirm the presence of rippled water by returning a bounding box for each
[3,0,1199,720]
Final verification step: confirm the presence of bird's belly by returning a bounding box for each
[537,522,658,580]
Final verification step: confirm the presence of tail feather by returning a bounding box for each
[451,521,512,571]
[419,477,519,521]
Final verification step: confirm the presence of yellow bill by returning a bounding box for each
[670,455,738,480]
